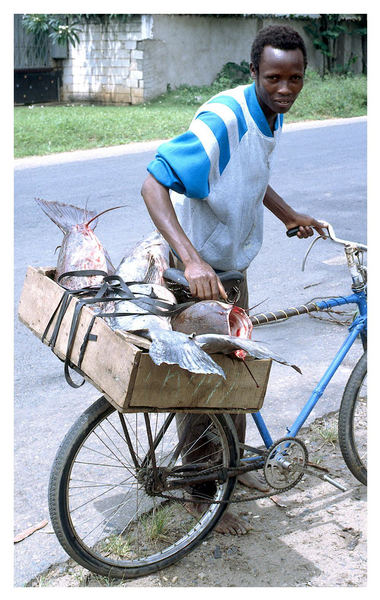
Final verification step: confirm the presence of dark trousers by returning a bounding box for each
[170,257,249,471]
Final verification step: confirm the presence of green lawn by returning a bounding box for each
[14,71,367,158]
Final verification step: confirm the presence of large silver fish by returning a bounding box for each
[172,300,301,372]
[105,233,227,377]
[35,198,117,290]
[116,230,170,286]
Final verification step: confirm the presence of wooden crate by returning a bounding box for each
[18,266,272,413]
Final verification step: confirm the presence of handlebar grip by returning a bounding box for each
[163,268,244,287]
[286,227,301,238]
[163,268,189,286]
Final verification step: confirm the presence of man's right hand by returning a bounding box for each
[184,259,227,301]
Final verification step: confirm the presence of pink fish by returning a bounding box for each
[171,300,253,359]
[35,198,118,290]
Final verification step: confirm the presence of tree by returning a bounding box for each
[22,14,82,47]
[303,14,367,75]
[21,14,133,47]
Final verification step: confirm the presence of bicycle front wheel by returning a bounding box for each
[338,353,367,485]
[48,397,239,579]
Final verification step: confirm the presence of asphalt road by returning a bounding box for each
[13,117,367,586]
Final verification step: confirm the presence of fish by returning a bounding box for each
[35,198,119,290]
[194,333,302,374]
[171,300,301,371]
[116,230,170,286]
[171,300,253,359]
[105,232,176,331]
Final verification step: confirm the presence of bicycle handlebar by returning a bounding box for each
[287,223,367,251]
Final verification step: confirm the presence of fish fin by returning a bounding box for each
[104,247,115,274]
[142,255,156,283]
[148,330,225,378]
[195,334,302,373]
[35,198,97,233]
[85,205,127,229]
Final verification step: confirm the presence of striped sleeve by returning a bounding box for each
[147,93,248,199]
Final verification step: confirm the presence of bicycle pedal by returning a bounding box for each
[321,474,347,492]
[302,465,347,492]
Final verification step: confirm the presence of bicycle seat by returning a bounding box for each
[163,268,244,287]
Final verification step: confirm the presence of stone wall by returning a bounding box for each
[61,14,364,105]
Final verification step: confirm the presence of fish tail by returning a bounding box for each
[35,198,97,234]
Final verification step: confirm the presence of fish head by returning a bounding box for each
[116,231,170,286]
[56,224,109,289]
[171,300,253,358]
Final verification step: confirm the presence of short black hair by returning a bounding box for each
[250,25,308,72]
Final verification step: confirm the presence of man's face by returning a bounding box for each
[250,45,305,117]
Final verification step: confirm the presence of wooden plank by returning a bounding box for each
[18,266,142,409]
[115,330,152,350]
[129,354,271,412]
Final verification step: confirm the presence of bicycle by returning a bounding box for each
[48,222,367,579]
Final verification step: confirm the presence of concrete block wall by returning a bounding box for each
[60,14,365,106]
[61,15,152,104]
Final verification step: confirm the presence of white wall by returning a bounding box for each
[61,15,362,105]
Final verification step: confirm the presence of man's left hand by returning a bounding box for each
[286,214,328,239]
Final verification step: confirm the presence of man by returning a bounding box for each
[141,25,326,534]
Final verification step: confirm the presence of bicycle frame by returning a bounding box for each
[245,225,367,460]
[247,292,367,454]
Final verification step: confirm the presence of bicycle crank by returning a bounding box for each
[263,436,347,492]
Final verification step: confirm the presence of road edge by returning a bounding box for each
[14,116,367,170]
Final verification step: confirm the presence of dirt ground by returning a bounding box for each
[26,410,367,588]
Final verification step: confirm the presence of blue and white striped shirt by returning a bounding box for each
[147,82,283,271]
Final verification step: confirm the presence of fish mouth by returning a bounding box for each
[228,305,253,359]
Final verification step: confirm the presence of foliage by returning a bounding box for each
[214,61,251,87]
[303,14,367,75]
[22,14,82,47]
[21,14,134,47]
[287,70,366,121]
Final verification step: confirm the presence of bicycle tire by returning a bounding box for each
[48,396,239,579]
[338,353,367,485]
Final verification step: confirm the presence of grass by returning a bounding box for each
[141,504,173,542]
[14,70,367,158]
[100,534,133,558]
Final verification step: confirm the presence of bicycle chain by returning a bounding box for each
[151,437,310,504]
[156,482,294,505]
[151,448,307,504]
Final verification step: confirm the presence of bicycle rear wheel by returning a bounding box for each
[338,353,367,485]
[48,396,238,579]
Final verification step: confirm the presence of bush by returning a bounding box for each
[214,60,251,87]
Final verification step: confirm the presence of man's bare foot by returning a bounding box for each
[238,471,269,491]
[213,510,253,535]
[185,502,252,535]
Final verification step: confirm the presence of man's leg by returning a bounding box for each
[231,274,268,491]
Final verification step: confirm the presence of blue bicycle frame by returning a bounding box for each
[245,288,367,455]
